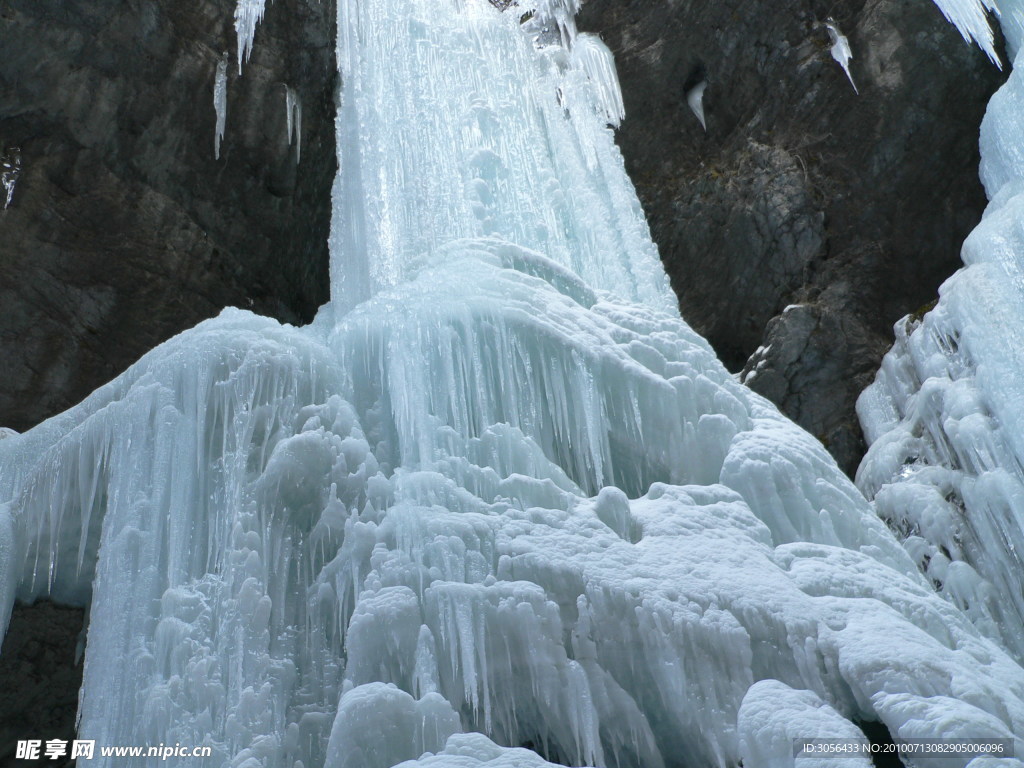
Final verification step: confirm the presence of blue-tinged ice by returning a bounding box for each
[858,0,1024,666]
[572,34,625,128]
[331,0,670,317]
[2,0,1024,767]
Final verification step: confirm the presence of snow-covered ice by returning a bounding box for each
[2,0,1024,767]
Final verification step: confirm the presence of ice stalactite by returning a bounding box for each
[572,34,626,127]
[214,54,228,160]
[825,20,858,94]
[929,0,1003,65]
[685,79,708,132]
[234,0,268,73]
[520,0,581,49]
[285,85,302,164]
[2,0,1024,767]
[1,147,20,209]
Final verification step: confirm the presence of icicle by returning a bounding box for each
[524,0,581,48]
[573,34,625,127]
[929,0,1002,66]
[285,85,302,164]
[295,96,302,165]
[1,148,20,209]
[234,0,268,73]
[825,20,859,93]
[214,54,228,160]
[686,80,707,132]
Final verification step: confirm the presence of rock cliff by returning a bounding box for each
[0,0,336,433]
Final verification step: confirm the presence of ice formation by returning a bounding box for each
[685,80,707,133]
[572,34,625,128]
[214,54,228,161]
[2,0,1024,767]
[825,21,858,94]
[234,0,268,73]
[858,0,1024,664]
[929,0,1003,65]
[1,147,21,209]
[285,85,302,164]
[857,0,1024,630]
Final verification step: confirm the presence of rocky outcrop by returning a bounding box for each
[0,0,336,433]
[578,0,1004,474]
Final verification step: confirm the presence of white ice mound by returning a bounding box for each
[3,242,1024,767]
[738,680,872,768]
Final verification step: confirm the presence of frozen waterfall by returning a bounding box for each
[2,0,1024,767]
[858,0,1024,669]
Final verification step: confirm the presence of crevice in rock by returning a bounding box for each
[855,718,906,768]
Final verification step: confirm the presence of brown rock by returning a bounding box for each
[0,0,337,432]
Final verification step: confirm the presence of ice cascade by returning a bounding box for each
[2,1,1024,767]
[858,0,1024,664]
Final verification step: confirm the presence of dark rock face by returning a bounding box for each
[0,602,85,767]
[0,0,337,433]
[578,0,1003,474]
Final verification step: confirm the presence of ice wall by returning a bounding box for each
[858,0,1024,664]
[2,1,1024,767]
[330,0,667,316]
